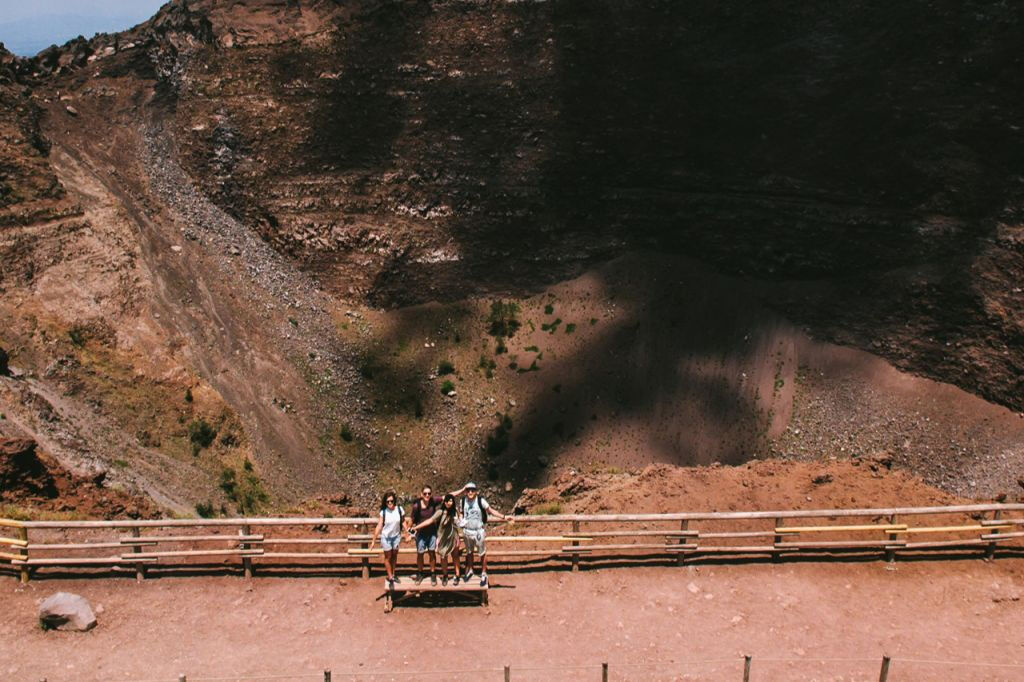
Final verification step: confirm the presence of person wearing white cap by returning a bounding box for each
[450,481,513,587]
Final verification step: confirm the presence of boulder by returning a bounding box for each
[38,592,97,631]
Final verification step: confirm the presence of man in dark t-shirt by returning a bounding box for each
[409,484,443,584]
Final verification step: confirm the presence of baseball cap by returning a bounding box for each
[465,482,478,490]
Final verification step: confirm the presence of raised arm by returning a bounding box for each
[448,484,468,497]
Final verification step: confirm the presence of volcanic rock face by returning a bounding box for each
[0,0,1021,512]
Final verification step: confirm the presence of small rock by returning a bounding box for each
[65,106,79,116]
[687,582,700,594]
[170,245,182,253]
[38,592,97,632]
[504,481,513,492]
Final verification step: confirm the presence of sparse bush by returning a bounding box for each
[487,300,521,338]
[195,501,215,518]
[525,345,539,353]
[184,388,193,403]
[478,355,496,379]
[544,304,554,315]
[438,360,455,376]
[67,325,88,347]
[340,424,353,442]
[219,432,239,447]
[565,323,576,334]
[219,463,269,515]
[541,318,562,334]
[188,418,217,456]
[440,380,455,395]
[495,339,507,355]
[533,502,562,515]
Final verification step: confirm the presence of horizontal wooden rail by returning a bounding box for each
[2,503,1023,582]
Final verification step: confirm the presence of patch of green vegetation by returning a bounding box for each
[288,317,299,327]
[437,359,455,376]
[113,458,129,469]
[541,318,562,334]
[440,380,455,395]
[544,303,554,315]
[67,325,88,347]
[486,413,513,456]
[590,318,598,326]
[184,388,193,403]
[188,418,217,456]
[524,345,539,353]
[219,432,239,447]
[516,359,539,374]
[478,355,497,379]
[487,300,521,338]
[340,424,354,442]
[532,502,562,515]
[195,501,215,518]
[565,323,576,334]
[219,462,269,515]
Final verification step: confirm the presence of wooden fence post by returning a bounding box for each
[504,664,510,681]
[878,655,891,682]
[772,518,783,563]
[240,524,253,579]
[743,654,752,682]
[571,520,580,572]
[360,523,370,579]
[130,527,146,582]
[601,662,608,682]
[17,527,29,584]
[986,510,1002,560]
[885,514,898,564]
[323,669,331,682]
[676,519,689,566]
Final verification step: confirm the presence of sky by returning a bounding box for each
[0,0,168,56]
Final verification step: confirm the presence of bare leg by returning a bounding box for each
[452,548,462,577]
[384,549,396,580]
[429,550,437,576]
[481,554,488,575]
[440,554,448,580]
[416,549,424,576]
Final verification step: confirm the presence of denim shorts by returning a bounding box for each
[416,531,438,553]
[381,534,401,551]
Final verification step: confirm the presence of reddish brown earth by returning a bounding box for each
[3,562,1024,681]
[0,437,155,519]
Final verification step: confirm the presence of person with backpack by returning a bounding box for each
[453,482,513,587]
[408,484,444,585]
[371,490,407,587]
[408,493,463,586]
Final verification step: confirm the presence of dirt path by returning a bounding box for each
[4,559,1024,681]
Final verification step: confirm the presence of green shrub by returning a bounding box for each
[565,323,576,334]
[184,388,193,403]
[478,355,497,379]
[219,463,269,515]
[533,502,562,515]
[524,345,539,353]
[195,501,215,518]
[541,318,562,334]
[437,360,455,376]
[340,424,353,442]
[488,300,521,338]
[440,380,455,395]
[544,304,554,315]
[67,325,88,347]
[188,419,217,456]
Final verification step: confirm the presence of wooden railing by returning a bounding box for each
[2,503,1023,583]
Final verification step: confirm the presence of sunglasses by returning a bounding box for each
[386,498,396,504]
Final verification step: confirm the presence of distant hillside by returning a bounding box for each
[0,10,161,56]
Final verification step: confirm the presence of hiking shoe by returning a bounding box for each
[480,573,488,587]
[387,577,395,589]
[463,568,474,581]
[412,573,422,585]
[441,576,448,587]
[431,575,437,586]
[453,575,460,586]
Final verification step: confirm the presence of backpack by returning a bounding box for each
[461,496,488,524]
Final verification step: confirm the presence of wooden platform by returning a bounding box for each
[383,578,489,612]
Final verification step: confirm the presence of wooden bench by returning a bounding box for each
[383,578,489,612]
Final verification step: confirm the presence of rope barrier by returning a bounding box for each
[892,657,1024,669]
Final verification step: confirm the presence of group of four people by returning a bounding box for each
[371,481,514,588]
